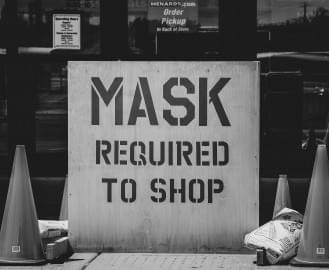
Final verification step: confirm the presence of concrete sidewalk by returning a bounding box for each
[0,253,325,270]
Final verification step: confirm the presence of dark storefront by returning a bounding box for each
[0,0,329,225]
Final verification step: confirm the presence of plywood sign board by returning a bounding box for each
[68,61,259,252]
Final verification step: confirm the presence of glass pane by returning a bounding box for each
[128,0,218,55]
[302,76,329,147]
[18,0,100,54]
[258,0,329,51]
[0,63,7,154]
[258,0,329,26]
[199,0,218,30]
[0,0,7,53]
[36,62,67,152]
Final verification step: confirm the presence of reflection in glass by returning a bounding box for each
[128,0,218,55]
[258,0,329,51]
[258,0,329,26]
[302,78,329,148]
[0,0,7,53]
[36,63,67,152]
[0,63,7,153]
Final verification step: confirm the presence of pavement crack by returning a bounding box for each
[81,252,101,270]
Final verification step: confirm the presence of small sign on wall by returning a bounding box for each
[53,14,81,50]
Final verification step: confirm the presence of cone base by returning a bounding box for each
[0,257,46,266]
[290,256,329,267]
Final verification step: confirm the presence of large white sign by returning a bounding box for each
[68,62,259,252]
[53,14,81,50]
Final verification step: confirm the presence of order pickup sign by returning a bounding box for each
[68,61,259,252]
[148,0,198,32]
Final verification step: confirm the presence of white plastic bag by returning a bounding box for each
[38,220,68,239]
[244,208,303,264]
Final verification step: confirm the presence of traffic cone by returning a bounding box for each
[59,175,68,220]
[0,145,46,265]
[273,174,292,218]
[290,144,329,266]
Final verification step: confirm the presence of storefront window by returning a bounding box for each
[302,77,329,147]
[35,62,67,152]
[258,2,329,178]
[257,0,329,51]
[0,0,7,54]
[258,1,329,151]
[0,63,7,154]
[17,0,100,54]
[128,0,219,56]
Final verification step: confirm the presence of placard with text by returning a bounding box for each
[68,61,259,252]
[148,0,198,32]
[53,14,81,50]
